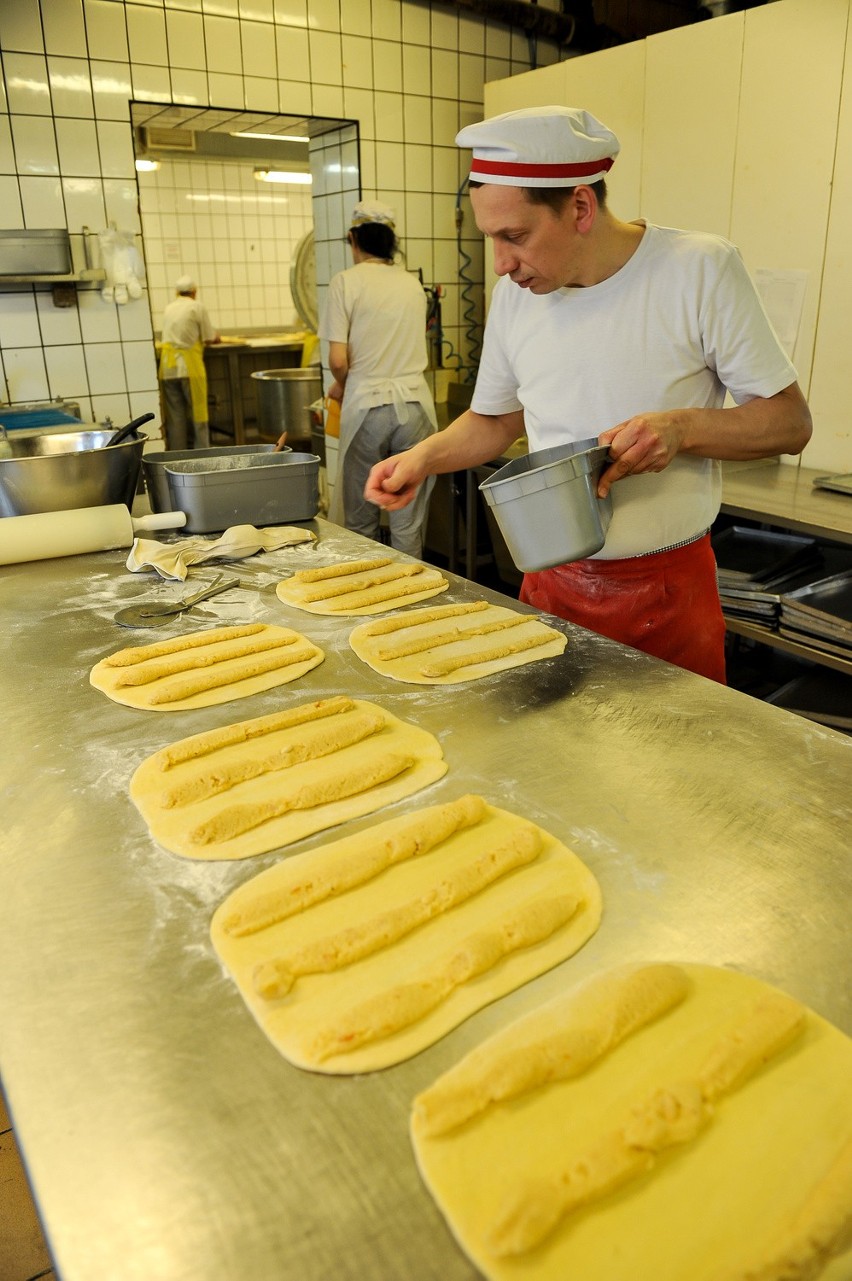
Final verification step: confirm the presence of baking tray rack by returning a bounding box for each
[777,568,852,658]
[713,525,821,587]
[765,667,852,733]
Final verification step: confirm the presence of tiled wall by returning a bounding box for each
[0,0,564,434]
[139,155,314,334]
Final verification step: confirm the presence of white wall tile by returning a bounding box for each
[402,45,431,97]
[103,178,142,232]
[131,63,173,102]
[127,5,169,65]
[431,48,458,100]
[97,121,136,179]
[310,30,342,85]
[240,0,274,19]
[204,14,242,72]
[85,339,127,393]
[204,0,240,15]
[245,76,279,111]
[11,116,59,178]
[90,61,134,119]
[78,289,121,341]
[118,296,154,340]
[0,118,17,175]
[0,293,42,347]
[373,91,403,142]
[0,177,24,226]
[122,338,158,391]
[3,346,50,400]
[0,0,44,55]
[312,83,344,118]
[61,176,107,229]
[241,20,277,77]
[340,0,370,37]
[170,67,209,105]
[342,34,372,90]
[48,56,95,117]
[43,0,88,57]
[44,343,90,397]
[90,391,132,424]
[165,10,206,68]
[36,292,83,345]
[3,53,53,115]
[19,175,66,226]
[83,0,130,61]
[55,118,101,177]
[207,71,245,106]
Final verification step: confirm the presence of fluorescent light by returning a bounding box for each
[135,158,160,172]
[254,168,312,184]
[233,130,309,142]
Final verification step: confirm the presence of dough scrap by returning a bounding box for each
[130,697,447,860]
[276,557,449,616]
[210,799,602,1071]
[91,624,323,711]
[410,963,852,1281]
[350,600,567,685]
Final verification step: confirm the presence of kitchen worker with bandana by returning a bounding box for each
[158,274,219,450]
[320,199,438,559]
[364,106,812,683]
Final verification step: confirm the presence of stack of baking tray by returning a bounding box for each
[778,568,852,661]
[712,526,823,628]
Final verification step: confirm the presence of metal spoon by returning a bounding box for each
[113,575,241,628]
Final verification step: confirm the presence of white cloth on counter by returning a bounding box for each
[126,523,316,581]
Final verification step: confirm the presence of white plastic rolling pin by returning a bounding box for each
[0,505,186,565]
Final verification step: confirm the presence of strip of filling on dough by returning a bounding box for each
[156,697,355,771]
[147,644,319,706]
[377,615,527,662]
[486,992,807,1257]
[413,964,690,1138]
[103,624,267,668]
[420,627,560,677]
[355,601,490,638]
[324,572,447,612]
[160,710,387,809]
[220,794,487,936]
[115,632,303,688]
[307,892,582,1063]
[189,751,414,845]
[300,564,424,602]
[291,557,393,583]
[252,824,543,998]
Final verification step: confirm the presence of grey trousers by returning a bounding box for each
[342,402,435,559]
[161,378,210,450]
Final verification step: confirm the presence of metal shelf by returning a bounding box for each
[724,615,852,677]
[0,268,106,284]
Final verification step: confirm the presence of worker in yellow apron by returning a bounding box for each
[158,275,219,449]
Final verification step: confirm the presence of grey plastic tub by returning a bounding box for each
[163,450,320,533]
[478,438,612,572]
[143,444,289,514]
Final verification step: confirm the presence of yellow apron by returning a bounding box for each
[158,341,208,424]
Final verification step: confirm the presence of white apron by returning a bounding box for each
[328,371,438,525]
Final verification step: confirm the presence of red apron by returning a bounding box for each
[520,533,727,684]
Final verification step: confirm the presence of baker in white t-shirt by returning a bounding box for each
[158,274,219,450]
[364,106,812,683]
[320,199,438,559]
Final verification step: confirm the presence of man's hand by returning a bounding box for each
[596,412,686,497]
[364,451,426,511]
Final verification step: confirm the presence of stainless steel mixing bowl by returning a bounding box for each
[0,428,146,517]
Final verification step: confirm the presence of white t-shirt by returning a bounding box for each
[160,295,215,380]
[320,262,429,392]
[472,223,797,559]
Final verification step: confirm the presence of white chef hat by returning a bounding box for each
[456,106,619,188]
[350,199,396,227]
[175,274,196,292]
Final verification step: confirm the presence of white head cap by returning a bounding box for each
[350,199,396,227]
[456,106,619,188]
[175,274,196,292]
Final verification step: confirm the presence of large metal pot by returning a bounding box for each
[0,420,149,517]
[250,368,321,445]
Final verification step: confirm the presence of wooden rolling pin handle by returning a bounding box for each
[0,505,186,565]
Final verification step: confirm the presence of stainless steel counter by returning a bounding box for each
[1,519,850,1281]
[720,458,852,544]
